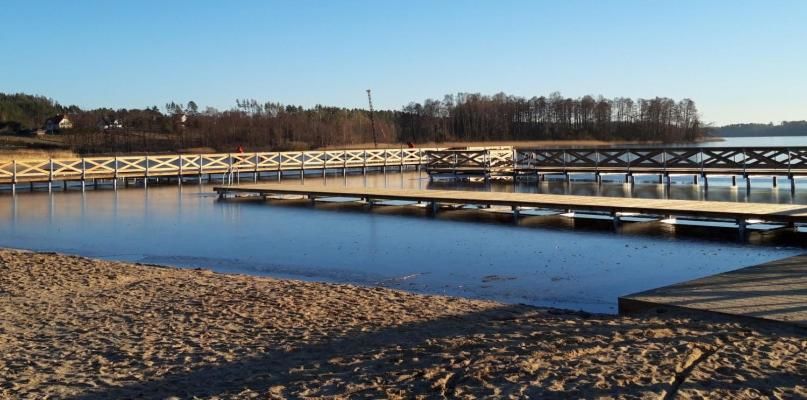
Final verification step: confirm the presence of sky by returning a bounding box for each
[1,0,805,125]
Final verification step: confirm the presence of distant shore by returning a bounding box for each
[0,137,721,161]
[0,248,804,398]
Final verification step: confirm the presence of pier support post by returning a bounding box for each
[658,174,663,184]
[731,176,737,186]
[429,201,439,215]
[693,175,699,185]
[511,205,520,220]
[737,218,747,240]
[666,174,671,186]
[790,176,796,194]
[773,176,778,188]
[745,176,751,193]
[702,175,708,188]
[611,211,621,230]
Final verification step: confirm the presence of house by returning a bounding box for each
[98,117,124,131]
[45,114,73,133]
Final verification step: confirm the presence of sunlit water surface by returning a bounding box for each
[1,136,805,313]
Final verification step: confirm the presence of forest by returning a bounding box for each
[0,92,705,154]
[714,121,807,137]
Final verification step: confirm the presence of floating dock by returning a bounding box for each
[619,254,807,328]
[213,183,807,232]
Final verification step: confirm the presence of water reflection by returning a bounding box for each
[0,170,804,314]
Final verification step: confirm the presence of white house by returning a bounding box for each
[45,115,73,132]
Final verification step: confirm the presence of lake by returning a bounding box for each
[0,136,805,313]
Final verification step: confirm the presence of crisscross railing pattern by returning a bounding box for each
[0,147,442,184]
[515,147,807,174]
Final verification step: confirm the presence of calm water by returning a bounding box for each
[0,136,805,313]
[1,173,805,314]
[704,135,807,147]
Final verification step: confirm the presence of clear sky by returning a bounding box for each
[1,0,805,125]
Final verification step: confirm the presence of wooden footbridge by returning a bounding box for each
[0,147,441,193]
[426,146,807,191]
[214,183,807,234]
[3,145,807,194]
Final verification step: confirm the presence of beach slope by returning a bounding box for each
[0,249,804,399]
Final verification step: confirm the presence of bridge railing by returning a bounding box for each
[0,147,443,184]
[515,147,807,174]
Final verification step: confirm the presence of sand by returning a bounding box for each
[0,249,804,399]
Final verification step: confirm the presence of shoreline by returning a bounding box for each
[1,247,805,398]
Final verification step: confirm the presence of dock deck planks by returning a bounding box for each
[619,255,807,328]
[214,183,807,224]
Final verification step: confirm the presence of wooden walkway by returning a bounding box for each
[0,147,444,191]
[213,183,807,227]
[619,255,807,328]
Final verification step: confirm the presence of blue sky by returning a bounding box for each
[1,0,805,125]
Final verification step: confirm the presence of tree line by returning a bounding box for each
[0,92,705,154]
[715,121,807,137]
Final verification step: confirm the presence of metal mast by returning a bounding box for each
[366,89,378,148]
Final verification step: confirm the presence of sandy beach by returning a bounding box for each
[0,248,804,399]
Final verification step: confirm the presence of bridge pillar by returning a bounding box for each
[511,205,520,220]
[731,175,737,186]
[737,218,747,240]
[693,175,699,185]
[429,201,439,215]
[665,174,671,186]
[745,176,751,193]
[702,174,708,188]
[658,174,663,184]
[772,176,778,188]
[611,211,621,230]
[790,176,796,194]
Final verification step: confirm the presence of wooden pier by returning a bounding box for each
[0,147,441,193]
[425,146,807,191]
[619,254,807,328]
[5,145,807,193]
[213,183,807,232]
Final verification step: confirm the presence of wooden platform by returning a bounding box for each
[214,183,807,225]
[619,255,807,328]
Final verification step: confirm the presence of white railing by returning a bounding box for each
[0,147,448,184]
